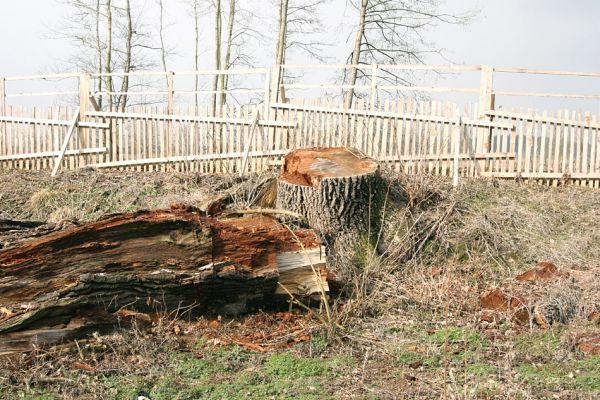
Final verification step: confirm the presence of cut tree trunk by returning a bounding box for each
[0,205,327,354]
[276,147,382,276]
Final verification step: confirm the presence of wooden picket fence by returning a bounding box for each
[1,98,599,187]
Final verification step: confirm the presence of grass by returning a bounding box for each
[517,356,600,392]
[2,170,600,398]
[0,336,345,400]
[466,363,498,378]
[428,327,486,347]
[514,327,566,359]
[395,351,441,368]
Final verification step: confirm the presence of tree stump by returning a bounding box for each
[276,147,382,276]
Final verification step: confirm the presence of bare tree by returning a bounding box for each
[211,0,222,115]
[55,0,158,110]
[117,0,133,111]
[275,0,327,64]
[105,0,114,109]
[157,0,169,75]
[51,1,111,107]
[192,0,201,107]
[210,0,262,109]
[343,0,471,108]
[94,0,104,109]
[218,0,236,108]
[275,0,289,66]
[273,0,328,101]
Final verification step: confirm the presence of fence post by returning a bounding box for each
[167,71,174,114]
[0,78,5,163]
[453,112,462,187]
[478,65,494,170]
[0,77,5,116]
[478,65,494,118]
[78,74,91,167]
[167,71,174,158]
[370,64,378,111]
[270,64,282,104]
[264,67,271,115]
[266,65,279,169]
[79,73,90,119]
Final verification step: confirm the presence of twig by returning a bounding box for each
[225,207,307,222]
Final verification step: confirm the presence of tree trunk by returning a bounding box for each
[193,0,200,108]
[344,0,368,109]
[119,0,133,111]
[0,207,327,354]
[95,0,103,109]
[159,0,169,86]
[276,147,382,276]
[274,0,289,103]
[105,0,113,110]
[211,0,222,117]
[219,0,235,108]
[275,0,289,66]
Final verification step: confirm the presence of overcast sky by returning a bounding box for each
[0,0,598,111]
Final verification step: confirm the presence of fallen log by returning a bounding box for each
[0,220,77,250]
[276,147,382,275]
[0,206,327,354]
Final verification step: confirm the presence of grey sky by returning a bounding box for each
[0,0,598,111]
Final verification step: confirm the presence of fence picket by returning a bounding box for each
[0,100,598,186]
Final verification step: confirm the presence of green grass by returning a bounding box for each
[517,356,600,393]
[0,344,343,400]
[513,327,565,359]
[395,351,441,368]
[264,353,331,378]
[428,327,485,347]
[466,363,498,378]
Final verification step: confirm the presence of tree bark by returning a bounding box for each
[275,0,289,66]
[193,0,201,108]
[118,0,133,111]
[95,0,103,109]
[219,0,235,108]
[276,147,382,276]
[211,0,222,117]
[0,207,327,354]
[158,0,169,84]
[105,0,113,110]
[344,0,368,109]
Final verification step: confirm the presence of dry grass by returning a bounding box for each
[1,169,600,399]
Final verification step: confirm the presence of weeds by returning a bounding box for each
[2,169,600,398]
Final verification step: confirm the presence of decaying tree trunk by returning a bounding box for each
[276,147,382,276]
[0,206,327,354]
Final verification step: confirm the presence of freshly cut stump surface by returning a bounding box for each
[277,147,381,276]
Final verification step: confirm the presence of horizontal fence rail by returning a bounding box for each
[0,99,599,187]
[0,64,599,187]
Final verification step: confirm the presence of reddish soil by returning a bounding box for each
[515,261,568,282]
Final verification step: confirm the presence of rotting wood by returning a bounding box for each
[0,207,327,354]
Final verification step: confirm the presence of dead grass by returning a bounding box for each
[0,169,278,223]
[1,169,600,399]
